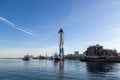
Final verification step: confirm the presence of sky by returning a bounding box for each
[0,0,120,58]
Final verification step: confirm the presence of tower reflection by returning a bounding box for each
[54,60,64,80]
[54,60,64,71]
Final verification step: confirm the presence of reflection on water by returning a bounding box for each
[0,59,120,80]
[23,60,29,67]
[85,62,120,80]
[54,61,64,80]
[54,60,64,71]
[86,62,115,73]
[59,61,64,72]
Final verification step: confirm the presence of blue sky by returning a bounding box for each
[0,0,120,58]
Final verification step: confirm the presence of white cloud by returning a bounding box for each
[0,16,35,36]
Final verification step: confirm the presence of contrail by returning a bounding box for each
[0,16,35,36]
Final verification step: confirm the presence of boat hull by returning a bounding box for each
[80,56,120,62]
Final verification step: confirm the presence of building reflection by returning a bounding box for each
[86,62,114,73]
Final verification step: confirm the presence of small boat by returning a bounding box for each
[54,56,64,61]
[53,52,64,61]
[22,55,30,61]
[54,57,61,61]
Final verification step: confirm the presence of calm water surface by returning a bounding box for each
[0,59,120,80]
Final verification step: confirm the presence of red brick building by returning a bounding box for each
[84,44,118,57]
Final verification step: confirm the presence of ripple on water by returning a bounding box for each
[0,59,120,80]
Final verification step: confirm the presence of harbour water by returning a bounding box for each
[0,59,120,80]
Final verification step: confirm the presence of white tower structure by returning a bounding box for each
[58,22,64,59]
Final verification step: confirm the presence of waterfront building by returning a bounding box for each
[74,51,79,56]
[101,49,118,57]
[65,54,74,60]
[84,44,118,57]
[84,44,103,57]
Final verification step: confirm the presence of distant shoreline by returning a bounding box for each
[0,58,22,59]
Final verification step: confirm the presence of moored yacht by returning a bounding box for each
[22,55,30,61]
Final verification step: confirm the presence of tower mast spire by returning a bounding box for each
[61,20,63,29]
